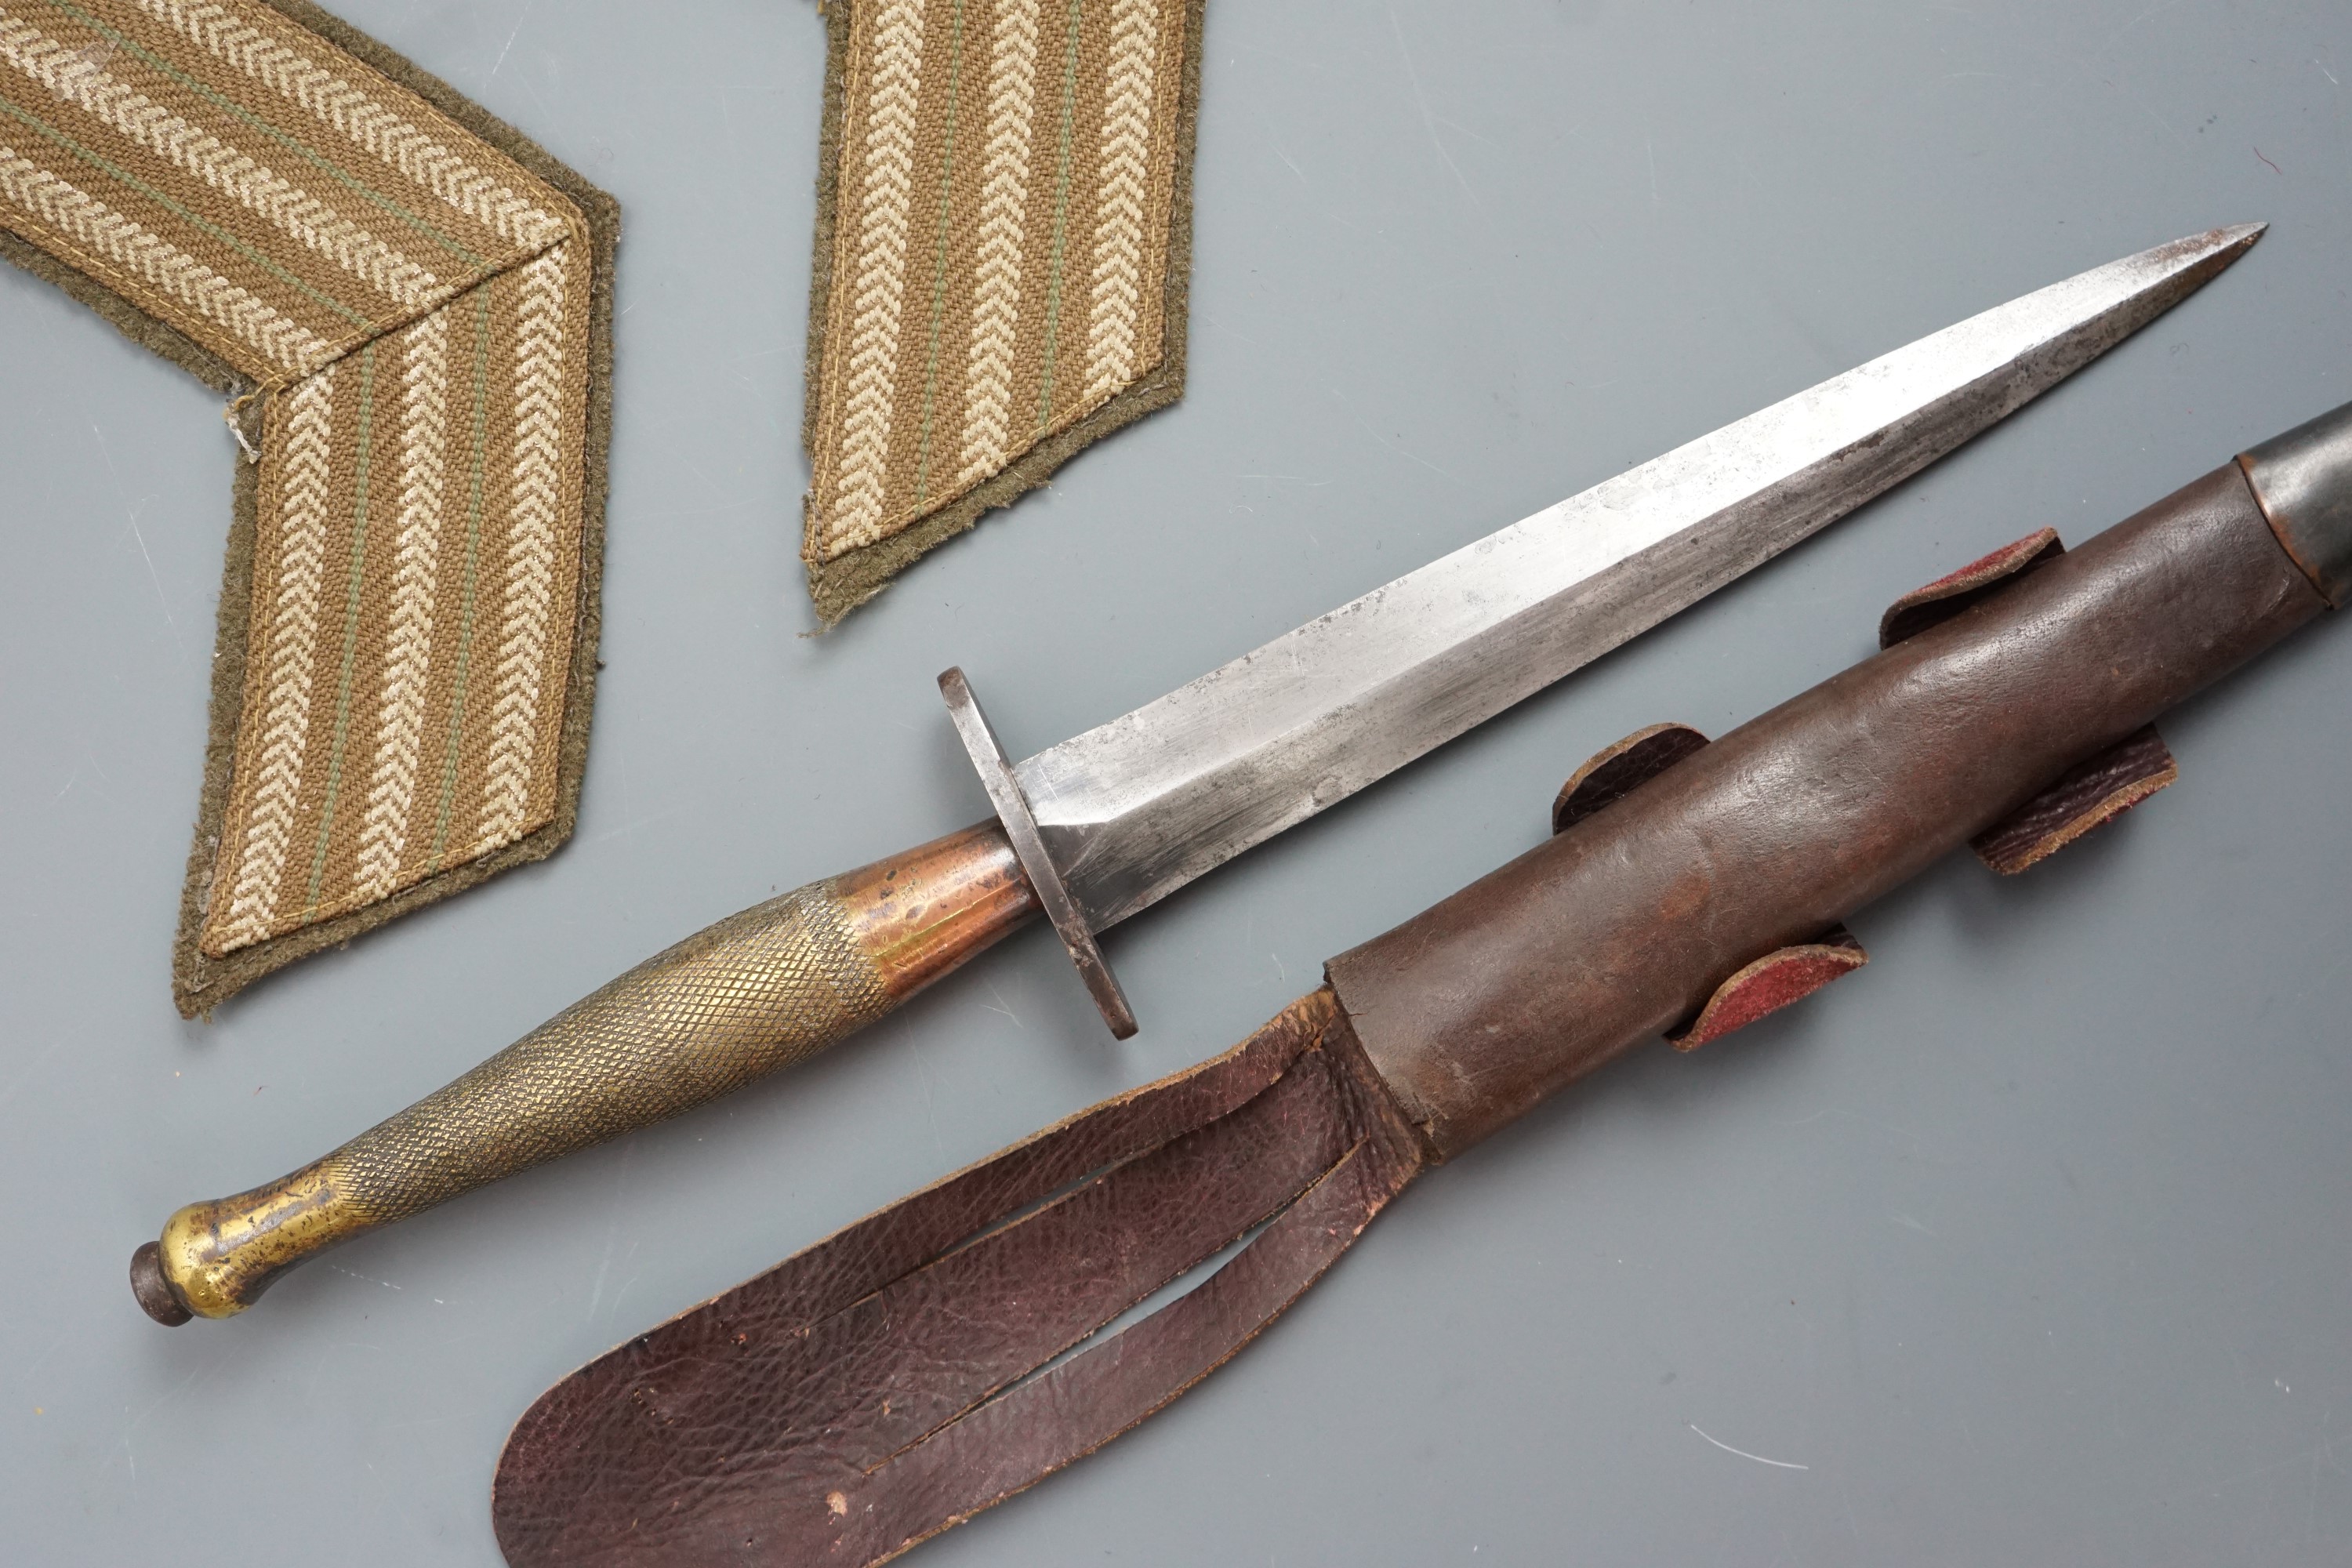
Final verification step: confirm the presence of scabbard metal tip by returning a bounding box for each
[129,1241,194,1327]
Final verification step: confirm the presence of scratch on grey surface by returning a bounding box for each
[1432,114,1498,150]
[121,496,182,655]
[109,1360,211,1482]
[1891,1212,1936,1236]
[982,979,1022,1028]
[908,1029,948,1161]
[5,1329,70,1398]
[2105,0,2188,47]
[1269,141,1308,187]
[2130,94,2190,148]
[586,1142,640,1320]
[1236,474,1332,486]
[1689,1421,1809,1470]
[490,0,536,79]
[1385,2,1480,209]
[325,1263,402,1291]
[512,71,554,128]
[593,804,688,843]
[86,417,187,661]
[2318,59,2341,88]
[606,1260,646,1327]
[1351,416,1459,482]
[1196,310,1260,348]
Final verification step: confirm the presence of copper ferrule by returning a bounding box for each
[834,818,1042,996]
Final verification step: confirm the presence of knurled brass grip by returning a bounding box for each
[131,822,1040,1324]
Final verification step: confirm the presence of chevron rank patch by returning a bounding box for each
[800,0,1203,622]
[0,0,616,1014]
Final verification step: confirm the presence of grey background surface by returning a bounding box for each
[4,1,2350,1562]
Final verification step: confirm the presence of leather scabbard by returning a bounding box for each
[495,409,2350,1567]
[1328,456,2328,1156]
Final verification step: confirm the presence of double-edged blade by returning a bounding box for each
[1013,226,2263,935]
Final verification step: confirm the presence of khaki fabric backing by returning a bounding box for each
[802,0,1203,622]
[0,0,617,1014]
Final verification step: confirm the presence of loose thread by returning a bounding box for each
[222,391,261,463]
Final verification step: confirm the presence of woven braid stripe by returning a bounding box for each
[0,0,612,1011]
[801,0,1200,621]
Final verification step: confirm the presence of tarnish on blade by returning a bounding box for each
[1011,226,2263,935]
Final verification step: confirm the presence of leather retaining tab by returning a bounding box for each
[1882,527,2177,873]
[1667,927,1865,1051]
[2241,397,2352,608]
[1878,527,2066,648]
[1553,724,1711,834]
[1969,723,2177,875]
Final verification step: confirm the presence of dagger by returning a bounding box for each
[129,226,2262,1327]
[491,397,2352,1567]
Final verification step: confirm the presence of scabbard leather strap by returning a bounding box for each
[493,988,1425,1567]
[1329,459,2328,1159]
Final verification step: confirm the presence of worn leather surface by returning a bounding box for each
[1328,461,2328,1157]
[492,989,1424,1566]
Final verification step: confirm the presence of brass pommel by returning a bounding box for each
[131,1163,372,1325]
